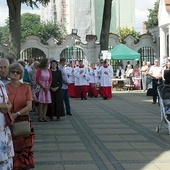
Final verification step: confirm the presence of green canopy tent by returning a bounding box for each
[111,43,140,60]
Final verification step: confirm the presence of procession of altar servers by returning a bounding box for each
[65,59,113,100]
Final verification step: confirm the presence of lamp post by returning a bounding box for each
[71,29,78,65]
[72,29,78,35]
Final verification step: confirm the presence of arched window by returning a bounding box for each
[138,47,155,65]
[60,47,85,63]
[20,48,46,62]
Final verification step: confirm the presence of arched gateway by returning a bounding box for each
[20,33,157,67]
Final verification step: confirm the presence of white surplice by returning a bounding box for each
[100,65,113,87]
[74,65,89,86]
[65,66,74,83]
[89,68,98,83]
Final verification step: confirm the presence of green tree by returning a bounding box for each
[21,13,40,40]
[100,0,112,52]
[144,1,159,30]
[0,13,66,46]
[6,0,50,59]
[0,25,9,44]
[116,27,140,43]
[36,21,66,45]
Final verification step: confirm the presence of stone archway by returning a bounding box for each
[20,47,46,61]
[21,35,49,60]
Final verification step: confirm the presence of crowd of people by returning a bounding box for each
[0,58,35,170]
[1,55,170,169]
[116,57,170,104]
[0,56,114,170]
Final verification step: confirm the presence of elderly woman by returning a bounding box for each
[141,61,148,92]
[6,63,35,170]
[125,64,134,92]
[0,80,14,170]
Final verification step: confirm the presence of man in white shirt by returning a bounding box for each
[58,58,72,115]
[65,63,75,98]
[148,59,163,104]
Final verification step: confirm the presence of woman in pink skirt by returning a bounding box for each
[36,58,52,122]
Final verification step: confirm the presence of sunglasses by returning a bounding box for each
[10,70,21,75]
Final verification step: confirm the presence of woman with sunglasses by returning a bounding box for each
[6,62,35,170]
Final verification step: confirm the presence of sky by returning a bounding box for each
[0,0,157,32]
[135,0,157,32]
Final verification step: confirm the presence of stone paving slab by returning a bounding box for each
[32,91,170,170]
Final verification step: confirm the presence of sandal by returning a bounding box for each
[38,118,44,122]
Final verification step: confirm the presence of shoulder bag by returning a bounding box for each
[11,120,31,137]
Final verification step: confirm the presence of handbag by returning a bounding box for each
[11,120,31,137]
[0,85,13,127]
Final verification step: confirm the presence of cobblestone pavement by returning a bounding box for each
[31,91,170,170]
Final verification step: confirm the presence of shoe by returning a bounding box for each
[38,118,44,122]
[67,112,72,116]
[84,97,87,100]
[152,102,156,104]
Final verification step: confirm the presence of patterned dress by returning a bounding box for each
[0,82,14,170]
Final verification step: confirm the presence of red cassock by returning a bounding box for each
[88,83,98,97]
[68,83,75,97]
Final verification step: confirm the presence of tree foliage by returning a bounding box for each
[6,0,50,58]
[144,1,159,29]
[38,22,66,45]
[0,25,9,44]
[116,27,140,43]
[21,13,41,39]
[0,13,66,46]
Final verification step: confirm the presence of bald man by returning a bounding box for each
[0,58,10,84]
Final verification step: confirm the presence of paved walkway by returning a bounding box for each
[31,91,170,170]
